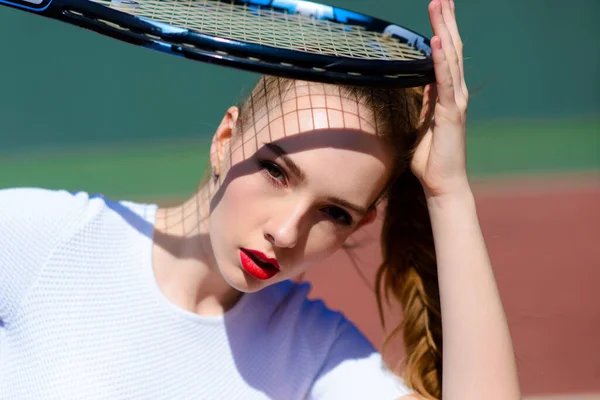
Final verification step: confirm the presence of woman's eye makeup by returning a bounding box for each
[321,206,354,226]
[256,157,354,227]
[258,159,287,186]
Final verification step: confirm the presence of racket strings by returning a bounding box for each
[97,0,425,61]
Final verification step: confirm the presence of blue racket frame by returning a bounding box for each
[0,0,435,87]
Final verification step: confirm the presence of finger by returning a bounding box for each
[441,0,463,78]
[441,0,468,99]
[430,36,457,110]
[428,0,461,101]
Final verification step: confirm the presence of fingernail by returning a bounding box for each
[451,0,455,11]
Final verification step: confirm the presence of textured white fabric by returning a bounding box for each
[0,188,411,400]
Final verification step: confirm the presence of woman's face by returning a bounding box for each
[208,81,393,292]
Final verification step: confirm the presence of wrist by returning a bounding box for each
[425,183,475,212]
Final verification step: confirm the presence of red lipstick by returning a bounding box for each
[239,248,280,280]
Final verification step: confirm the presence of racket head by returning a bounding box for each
[1,0,434,87]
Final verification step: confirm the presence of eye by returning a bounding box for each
[258,160,287,186]
[321,206,353,226]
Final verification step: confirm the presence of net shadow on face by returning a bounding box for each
[158,79,401,256]
[210,79,393,207]
[209,127,390,214]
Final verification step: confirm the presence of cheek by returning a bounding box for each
[209,165,351,271]
[212,174,267,231]
[289,222,350,273]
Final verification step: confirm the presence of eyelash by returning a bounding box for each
[258,159,287,187]
[257,159,354,227]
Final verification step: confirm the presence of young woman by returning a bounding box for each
[0,0,520,399]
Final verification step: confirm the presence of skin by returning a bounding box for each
[152,0,521,398]
[152,81,388,315]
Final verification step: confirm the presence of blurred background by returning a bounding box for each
[1,0,598,398]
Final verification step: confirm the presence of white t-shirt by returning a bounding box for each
[0,188,412,399]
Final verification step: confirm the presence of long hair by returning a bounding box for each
[235,76,442,399]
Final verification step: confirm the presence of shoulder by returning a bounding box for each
[0,187,98,220]
[0,187,153,225]
[257,280,380,369]
[0,187,152,252]
[260,281,413,399]
[0,187,98,237]
[0,188,99,321]
[246,280,363,362]
[0,186,88,207]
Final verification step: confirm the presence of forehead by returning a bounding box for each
[228,81,391,206]
[238,80,378,143]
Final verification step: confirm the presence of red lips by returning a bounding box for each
[243,249,280,270]
[239,248,280,280]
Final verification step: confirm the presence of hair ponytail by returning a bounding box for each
[376,169,443,399]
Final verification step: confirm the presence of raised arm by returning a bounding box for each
[404,1,521,398]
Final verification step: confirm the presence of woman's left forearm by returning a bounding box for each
[427,186,520,400]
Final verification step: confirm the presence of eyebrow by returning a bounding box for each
[263,142,368,216]
[327,196,368,216]
[264,142,306,182]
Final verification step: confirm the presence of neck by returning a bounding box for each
[151,183,242,316]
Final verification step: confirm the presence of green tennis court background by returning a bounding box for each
[0,0,598,199]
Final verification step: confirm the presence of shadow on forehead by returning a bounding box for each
[210,128,391,213]
[249,128,388,159]
[236,78,403,150]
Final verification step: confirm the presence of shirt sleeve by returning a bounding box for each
[0,187,89,323]
[309,320,413,400]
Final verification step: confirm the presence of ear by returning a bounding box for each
[210,106,239,175]
[355,207,377,230]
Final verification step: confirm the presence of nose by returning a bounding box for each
[263,199,307,249]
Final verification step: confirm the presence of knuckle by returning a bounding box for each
[457,100,468,115]
[448,50,459,62]
[444,76,455,89]
[462,88,470,102]
[434,52,446,65]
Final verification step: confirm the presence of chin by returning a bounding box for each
[218,261,272,293]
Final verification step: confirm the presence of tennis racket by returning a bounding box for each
[0,0,434,87]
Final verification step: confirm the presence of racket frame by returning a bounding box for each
[0,0,435,87]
